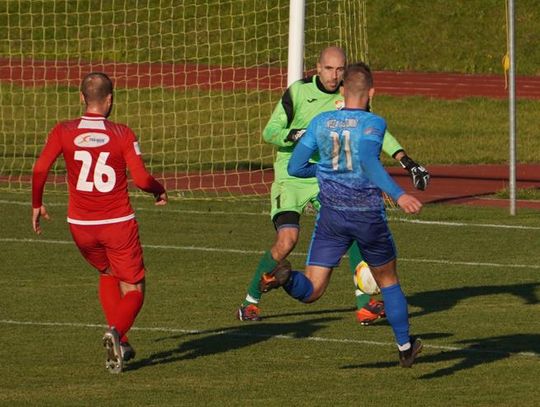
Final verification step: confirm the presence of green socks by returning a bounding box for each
[355,290,371,309]
[243,250,278,307]
[347,242,371,310]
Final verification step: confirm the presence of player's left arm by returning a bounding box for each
[381,129,430,191]
[123,129,168,205]
[358,117,404,202]
[360,140,405,202]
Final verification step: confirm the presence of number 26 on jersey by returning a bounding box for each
[74,150,116,192]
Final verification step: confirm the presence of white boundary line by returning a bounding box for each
[2,237,540,270]
[389,217,540,230]
[0,319,537,358]
[3,198,540,230]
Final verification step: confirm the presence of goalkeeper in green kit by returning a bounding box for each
[236,46,429,324]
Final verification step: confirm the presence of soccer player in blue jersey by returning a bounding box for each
[236,46,429,324]
[261,62,423,367]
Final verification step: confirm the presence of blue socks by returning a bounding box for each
[380,284,410,346]
[284,271,314,302]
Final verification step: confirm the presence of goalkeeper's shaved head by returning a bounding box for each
[81,72,113,105]
[318,46,347,65]
[343,62,373,96]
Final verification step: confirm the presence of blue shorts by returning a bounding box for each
[306,206,396,268]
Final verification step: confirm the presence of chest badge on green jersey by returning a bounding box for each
[335,100,345,110]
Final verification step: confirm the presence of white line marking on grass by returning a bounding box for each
[0,199,67,207]
[0,319,537,358]
[388,217,540,230]
[1,238,73,245]
[2,237,540,270]
[3,199,540,230]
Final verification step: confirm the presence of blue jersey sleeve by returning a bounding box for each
[362,115,386,144]
[359,140,405,202]
[288,142,317,178]
[288,118,319,178]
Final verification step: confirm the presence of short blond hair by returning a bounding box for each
[343,62,373,94]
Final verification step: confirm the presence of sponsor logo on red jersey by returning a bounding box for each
[74,133,110,148]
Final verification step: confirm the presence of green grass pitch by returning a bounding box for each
[1,191,539,406]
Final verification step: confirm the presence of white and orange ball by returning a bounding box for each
[354,261,380,295]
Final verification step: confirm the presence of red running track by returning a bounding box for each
[388,164,540,210]
[2,58,539,208]
[1,58,540,99]
[5,164,537,209]
[164,164,540,209]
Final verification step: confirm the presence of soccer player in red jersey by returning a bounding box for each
[31,72,168,374]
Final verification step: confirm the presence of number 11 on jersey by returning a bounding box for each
[330,130,353,171]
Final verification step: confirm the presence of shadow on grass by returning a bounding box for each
[261,306,356,320]
[125,282,538,373]
[262,282,540,326]
[125,316,338,372]
[407,282,540,318]
[341,333,540,379]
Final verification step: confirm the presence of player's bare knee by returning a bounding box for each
[271,229,299,259]
[304,288,323,303]
[303,266,330,302]
[274,236,297,255]
[119,278,145,295]
[271,212,300,259]
[370,260,398,288]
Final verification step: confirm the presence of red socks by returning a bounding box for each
[98,274,144,341]
[99,274,122,330]
[111,290,144,338]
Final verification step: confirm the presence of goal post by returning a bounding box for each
[287,0,305,86]
[0,0,368,198]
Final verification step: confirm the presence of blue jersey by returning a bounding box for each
[288,108,404,211]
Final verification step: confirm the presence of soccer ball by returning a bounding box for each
[354,261,380,295]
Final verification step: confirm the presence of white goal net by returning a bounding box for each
[0,0,367,197]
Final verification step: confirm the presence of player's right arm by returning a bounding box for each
[262,84,304,147]
[287,117,320,178]
[122,128,168,205]
[31,125,62,233]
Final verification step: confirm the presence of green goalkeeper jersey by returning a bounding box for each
[263,75,403,181]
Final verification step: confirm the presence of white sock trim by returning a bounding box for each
[355,289,369,297]
[245,294,259,304]
[398,342,411,352]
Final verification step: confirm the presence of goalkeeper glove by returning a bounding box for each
[399,155,430,191]
[285,129,306,143]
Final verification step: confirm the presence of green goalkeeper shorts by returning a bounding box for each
[270,177,320,220]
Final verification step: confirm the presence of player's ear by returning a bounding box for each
[105,93,113,117]
[79,92,86,105]
[369,87,375,99]
[339,85,345,96]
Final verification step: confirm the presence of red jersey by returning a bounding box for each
[32,113,165,225]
